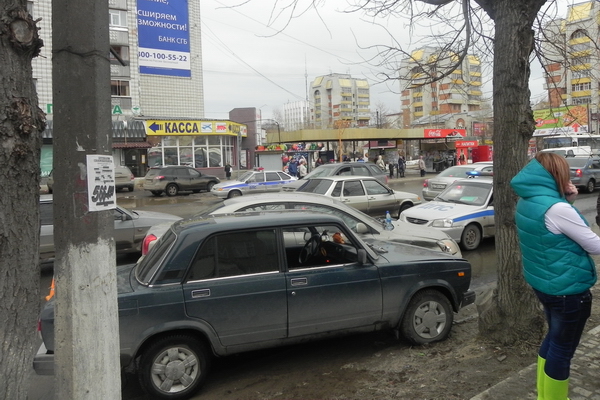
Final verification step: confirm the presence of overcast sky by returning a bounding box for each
[200,0,567,121]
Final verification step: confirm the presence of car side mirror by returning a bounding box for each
[357,248,367,265]
[355,222,369,234]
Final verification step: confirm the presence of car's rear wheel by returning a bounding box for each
[398,202,413,217]
[166,184,179,197]
[151,190,163,196]
[206,182,215,192]
[400,289,453,345]
[138,335,210,400]
[460,224,481,251]
[227,190,242,198]
[587,179,595,193]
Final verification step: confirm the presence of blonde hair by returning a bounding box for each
[535,152,571,194]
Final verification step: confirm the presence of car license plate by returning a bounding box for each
[432,184,445,189]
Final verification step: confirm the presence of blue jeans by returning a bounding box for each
[534,288,592,380]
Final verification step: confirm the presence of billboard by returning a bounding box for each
[137,0,191,77]
[423,129,466,138]
[533,105,590,136]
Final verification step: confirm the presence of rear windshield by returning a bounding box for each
[297,179,332,194]
[436,166,475,178]
[135,229,176,284]
[565,158,591,168]
[145,168,162,178]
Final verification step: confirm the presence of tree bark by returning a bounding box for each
[475,0,548,344]
[0,3,45,399]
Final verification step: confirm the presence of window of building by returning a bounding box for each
[571,30,589,40]
[572,82,591,91]
[451,104,462,111]
[27,1,33,16]
[109,10,127,27]
[110,46,130,64]
[572,97,591,105]
[571,42,590,52]
[572,70,591,79]
[572,56,591,65]
[414,96,422,102]
[148,135,234,168]
[469,65,481,73]
[414,106,423,112]
[451,72,462,80]
[111,80,130,96]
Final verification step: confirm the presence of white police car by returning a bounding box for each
[399,172,494,251]
[211,169,296,199]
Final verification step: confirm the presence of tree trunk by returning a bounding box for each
[476,0,547,344]
[0,3,45,399]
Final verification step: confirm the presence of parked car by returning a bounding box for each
[282,161,388,192]
[141,192,461,257]
[39,194,181,262]
[422,162,493,201]
[565,156,600,193]
[114,165,135,192]
[35,212,475,400]
[143,165,220,196]
[296,176,421,218]
[211,169,296,199]
[401,174,494,251]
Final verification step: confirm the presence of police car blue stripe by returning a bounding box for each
[453,210,494,222]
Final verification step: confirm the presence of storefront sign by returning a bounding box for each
[143,120,247,137]
[455,140,478,147]
[423,129,466,138]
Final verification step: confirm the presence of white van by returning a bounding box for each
[540,146,592,157]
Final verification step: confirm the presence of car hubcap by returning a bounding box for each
[151,347,198,393]
[413,301,446,338]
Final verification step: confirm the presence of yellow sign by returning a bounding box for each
[143,120,247,137]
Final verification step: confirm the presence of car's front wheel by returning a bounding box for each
[166,184,179,197]
[460,224,481,251]
[138,335,210,400]
[206,182,215,192]
[400,289,453,345]
[227,190,242,198]
[398,202,413,217]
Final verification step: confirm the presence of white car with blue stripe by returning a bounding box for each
[211,170,297,199]
[399,175,494,251]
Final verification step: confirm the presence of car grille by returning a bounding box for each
[405,217,428,225]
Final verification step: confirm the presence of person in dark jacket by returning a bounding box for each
[511,152,600,400]
[224,163,232,180]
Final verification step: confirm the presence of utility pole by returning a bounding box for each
[52,0,121,397]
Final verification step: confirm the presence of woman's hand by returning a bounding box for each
[565,182,578,204]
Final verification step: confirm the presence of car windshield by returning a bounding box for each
[296,179,333,194]
[436,181,492,206]
[436,166,475,178]
[237,171,254,181]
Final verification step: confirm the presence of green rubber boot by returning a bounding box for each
[544,373,569,400]
[537,355,546,400]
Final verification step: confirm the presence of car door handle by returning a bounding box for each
[191,289,210,298]
[290,278,307,286]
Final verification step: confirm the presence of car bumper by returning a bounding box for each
[421,189,440,201]
[211,190,230,198]
[461,289,476,308]
[33,343,54,375]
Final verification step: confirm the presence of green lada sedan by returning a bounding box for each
[35,212,475,400]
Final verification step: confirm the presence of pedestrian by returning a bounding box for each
[418,156,426,177]
[288,157,298,177]
[315,157,324,167]
[224,163,232,180]
[298,160,307,179]
[398,156,406,178]
[511,151,600,400]
[388,161,394,179]
[376,155,385,171]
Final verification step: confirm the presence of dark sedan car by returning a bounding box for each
[35,212,475,400]
[143,165,220,196]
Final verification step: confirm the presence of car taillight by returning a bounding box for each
[423,179,429,188]
[142,234,157,255]
[130,174,134,180]
[576,169,582,177]
[153,175,165,181]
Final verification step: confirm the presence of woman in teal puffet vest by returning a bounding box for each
[511,152,600,400]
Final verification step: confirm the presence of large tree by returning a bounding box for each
[263,0,556,344]
[0,1,45,399]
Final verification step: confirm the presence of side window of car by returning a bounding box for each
[337,167,352,176]
[239,203,286,211]
[367,165,383,175]
[176,168,190,178]
[253,173,265,183]
[591,160,600,169]
[331,182,343,197]
[265,172,280,181]
[290,204,360,231]
[277,172,291,180]
[40,202,53,226]
[189,169,201,178]
[352,166,371,176]
[343,181,365,196]
[187,230,279,281]
[364,180,388,195]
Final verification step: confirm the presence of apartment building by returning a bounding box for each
[283,100,310,131]
[309,73,371,129]
[399,46,483,130]
[541,1,600,111]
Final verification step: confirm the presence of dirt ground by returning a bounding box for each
[122,283,600,400]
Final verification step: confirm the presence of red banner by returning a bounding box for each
[455,140,478,147]
[423,129,466,138]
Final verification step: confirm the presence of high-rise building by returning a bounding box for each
[32,0,206,177]
[540,1,599,109]
[283,100,310,131]
[309,73,370,129]
[399,46,483,129]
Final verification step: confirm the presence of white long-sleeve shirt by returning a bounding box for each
[545,202,600,255]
